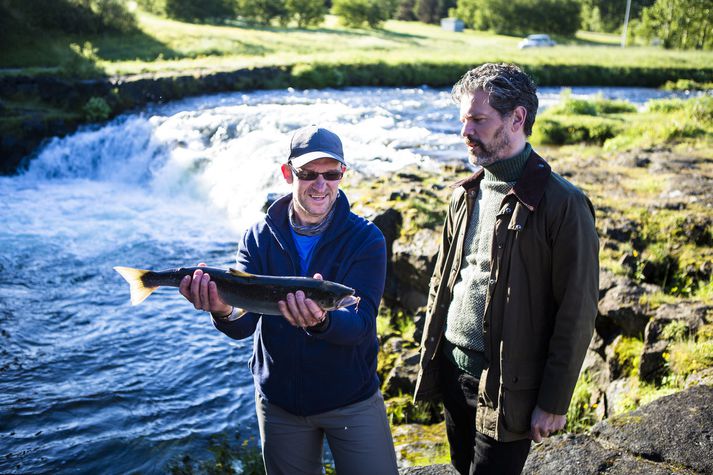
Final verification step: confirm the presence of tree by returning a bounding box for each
[165,0,235,22]
[394,0,417,20]
[332,0,390,28]
[637,0,712,49]
[455,0,581,37]
[285,0,327,28]
[579,0,655,33]
[236,0,289,25]
[414,0,456,24]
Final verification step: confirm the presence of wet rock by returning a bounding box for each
[592,385,713,474]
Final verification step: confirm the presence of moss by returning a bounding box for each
[614,336,644,378]
[668,339,713,378]
[392,422,450,466]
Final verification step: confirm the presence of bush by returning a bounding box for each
[165,0,236,22]
[6,0,137,34]
[533,116,622,145]
[332,0,391,28]
[285,0,327,27]
[456,0,581,37]
[236,0,289,25]
[83,96,112,121]
[61,41,105,79]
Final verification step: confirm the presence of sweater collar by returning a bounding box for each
[457,147,551,211]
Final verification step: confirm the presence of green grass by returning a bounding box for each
[4,11,713,82]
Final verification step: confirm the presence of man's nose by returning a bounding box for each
[461,121,472,138]
[312,174,327,189]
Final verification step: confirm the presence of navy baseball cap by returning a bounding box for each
[288,125,346,168]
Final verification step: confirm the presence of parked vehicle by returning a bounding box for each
[518,34,557,49]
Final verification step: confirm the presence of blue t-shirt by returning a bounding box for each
[289,228,321,275]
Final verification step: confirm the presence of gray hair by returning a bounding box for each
[452,63,538,136]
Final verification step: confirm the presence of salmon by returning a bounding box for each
[114,266,359,319]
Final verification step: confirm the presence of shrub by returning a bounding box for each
[83,96,112,121]
[332,0,390,28]
[236,0,289,25]
[533,116,622,145]
[285,0,327,27]
[61,41,105,79]
[456,0,581,37]
[7,0,137,34]
[165,0,236,22]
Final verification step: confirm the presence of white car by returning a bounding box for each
[518,34,557,49]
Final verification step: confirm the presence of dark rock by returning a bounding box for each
[639,302,711,383]
[373,208,404,303]
[638,339,669,383]
[390,191,408,200]
[525,386,713,474]
[261,192,283,213]
[592,385,713,474]
[383,349,421,398]
[399,465,457,475]
[523,433,692,475]
[596,276,658,339]
[392,228,440,312]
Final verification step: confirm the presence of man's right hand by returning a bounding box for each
[178,263,232,317]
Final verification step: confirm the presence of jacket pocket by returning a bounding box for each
[500,360,544,435]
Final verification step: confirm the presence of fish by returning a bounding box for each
[113,266,360,320]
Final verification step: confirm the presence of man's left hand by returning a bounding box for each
[278,273,327,328]
[529,405,566,443]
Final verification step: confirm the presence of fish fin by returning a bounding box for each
[228,267,254,278]
[113,266,158,305]
[227,308,247,321]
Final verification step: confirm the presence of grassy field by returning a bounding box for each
[3,12,713,78]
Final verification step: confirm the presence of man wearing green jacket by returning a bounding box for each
[414,63,599,474]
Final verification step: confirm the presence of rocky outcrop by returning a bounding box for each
[524,385,713,474]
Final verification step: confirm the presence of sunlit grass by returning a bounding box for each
[4,11,713,78]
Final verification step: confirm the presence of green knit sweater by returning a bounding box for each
[444,143,531,377]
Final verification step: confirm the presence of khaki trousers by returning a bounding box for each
[255,390,399,475]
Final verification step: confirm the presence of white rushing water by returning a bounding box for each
[0,86,686,474]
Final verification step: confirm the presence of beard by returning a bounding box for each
[466,124,511,167]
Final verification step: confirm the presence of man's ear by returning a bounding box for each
[510,106,527,133]
[281,163,293,184]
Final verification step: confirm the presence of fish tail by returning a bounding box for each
[113,266,158,305]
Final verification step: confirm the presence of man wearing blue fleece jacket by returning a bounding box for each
[178,125,398,475]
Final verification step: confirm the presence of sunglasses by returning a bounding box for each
[289,164,344,181]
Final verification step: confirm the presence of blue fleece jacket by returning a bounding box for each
[212,191,387,416]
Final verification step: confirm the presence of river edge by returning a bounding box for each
[2,61,712,175]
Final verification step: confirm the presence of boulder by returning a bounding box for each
[372,208,404,303]
[592,385,713,474]
[639,302,711,383]
[399,465,457,475]
[524,433,695,475]
[524,385,713,474]
[392,228,440,312]
[383,349,421,398]
[597,276,659,339]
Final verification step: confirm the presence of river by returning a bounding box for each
[0,86,690,474]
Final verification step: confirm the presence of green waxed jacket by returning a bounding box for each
[414,150,599,442]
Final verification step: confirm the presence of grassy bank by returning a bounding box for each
[5,13,713,80]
